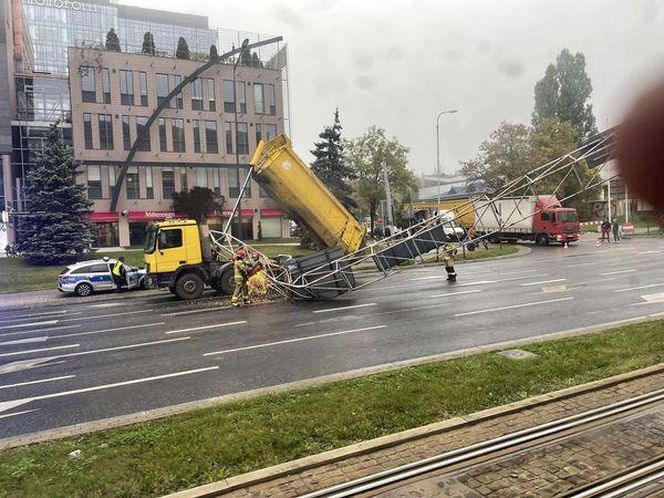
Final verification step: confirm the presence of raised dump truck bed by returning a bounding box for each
[251,135,365,254]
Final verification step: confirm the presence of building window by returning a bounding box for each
[193,119,201,153]
[259,185,269,198]
[98,114,114,150]
[180,167,188,192]
[119,70,134,106]
[126,166,140,199]
[102,68,111,104]
[228,168,251,198]
[224,122,233,154]
[83,113,93,149]
[238,82,247,113]
[267,84,276,115]
[237,122,249,155]
[255,123,262,145]
[172,118,185,152]
[213,168,221,195]
[174,75,183,109]
[253,83,264,114]
[162,167,175,199]
[265,124,278,141]
[136,116,150,151]
[139,72,148,106]
[156,74,169,107]
[191,78,203,111]
[81,66,96,103]
[87,165,102,199]
[207,79,216,111]
[158,118,167,152]
[109,166,116,198]
[205,120,218,154]
[223,80,235,113]
[145,166,154,199]
[196,167,208,188]
[122,116,131,151]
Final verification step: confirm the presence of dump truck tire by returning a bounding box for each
[219,266,236,295]
[175,272,204,300]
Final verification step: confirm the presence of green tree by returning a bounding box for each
[175,37,190,60]
[209,44,219,63]
[171,187,223,223]
[21,122,93,265]
[240,44,252,66]
[310,109,356,210]
[532,49,597,139]
[459,122,531,190]
[142,32,156,56]
[105,27,121,52]
[250,52,263,68]
[345,126,418,233]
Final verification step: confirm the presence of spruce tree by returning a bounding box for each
[209,44,219,62]
[105,27,121,52]
[176,37,190,60]
[310,109,357,210]
[142,31,156,56]
[251,52,263,68]
[240,45,252,66]
[21,122,94,265]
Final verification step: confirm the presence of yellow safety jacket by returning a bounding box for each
[234,259,249,282]
[112,260,125,277]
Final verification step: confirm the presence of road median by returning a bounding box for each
[1,318,662,497]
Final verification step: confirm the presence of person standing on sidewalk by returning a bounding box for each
[600,220,611,243]
[611,219,621,243]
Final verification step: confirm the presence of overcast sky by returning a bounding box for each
[129,0,664,175]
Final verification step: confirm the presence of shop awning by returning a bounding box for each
[89,212,119,222]
[260,208,284,217]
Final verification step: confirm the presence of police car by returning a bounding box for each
[58,258,147,296]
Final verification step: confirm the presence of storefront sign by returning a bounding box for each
[23,0,99,13]
[128,211,184,221]
[260,208,284,217]
[89,212,119,223]
[217,209,254,218]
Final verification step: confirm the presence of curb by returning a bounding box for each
[2,312,663,451]
[166,363,664,498]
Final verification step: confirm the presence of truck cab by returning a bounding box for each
[533,197,580,245]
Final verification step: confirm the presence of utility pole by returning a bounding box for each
[382,160,393,227]
[233,39,249,238]
[436,109,458,210]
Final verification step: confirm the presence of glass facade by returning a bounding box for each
[15,76,71,122]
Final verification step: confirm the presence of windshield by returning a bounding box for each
[557,211,578,223]
[144,225,157,253]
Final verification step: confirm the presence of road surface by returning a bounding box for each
[1,237,663,440]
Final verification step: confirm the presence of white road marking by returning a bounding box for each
[0,359,67,376]
[87,302,125,308]
[520,278,566,287]
[313,303,377,314]
[0,409,38,419]
[59,309,154,322]
[614,283,664,293]
[456,280,497,287]
[425,289,484,298]
[0,366,219,415]
[204,325,387,356]
[639,250,664,254]
[360,303,442,317]
[568,277,616,287]
[165,322,247,334]
[161,306,232,317]
[294,321,316,328]
[499,273,549,283]
[567,259,624,268]
[0,344,80,358]
[0,337,48,346]
[0,310,75,324]
[600,269,637,276]
[0,375,75,390]
[55,322,165,339]
[454,297,574,317]
[409,275,447,281]
[642,292,664,303]
[0,320,58,331]
[0,325,81,339]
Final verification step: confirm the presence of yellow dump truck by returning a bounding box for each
[144,135,365,299]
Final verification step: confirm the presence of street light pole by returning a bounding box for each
[233,39,249,239]
[435,109,458,211]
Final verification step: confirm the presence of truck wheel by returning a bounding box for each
[219,266,236,295]
[175,272,204,300]
[75,282,93,297]
[536,234,550,246]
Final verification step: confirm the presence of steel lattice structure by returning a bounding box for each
[209,128,616,300]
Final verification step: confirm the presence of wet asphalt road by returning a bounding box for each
[1,237,663,440]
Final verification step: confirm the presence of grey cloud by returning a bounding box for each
[498,60,525,79]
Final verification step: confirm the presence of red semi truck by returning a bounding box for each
[474,195,580,246]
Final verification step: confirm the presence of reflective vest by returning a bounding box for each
[234,259,249,281]
[112,260,125,277]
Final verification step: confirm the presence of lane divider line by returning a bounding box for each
[0,320,59,332]
[0,344,80,358]
[614,283,664,293]
[313,303,377,314]
[0,337,49,346]
[454,297,574,317]
[55,322,166,339]
[520,278,566,287]
[59,309,154,323]
[0,375,75,391]
[165,322,247,334]
[162,306,232,317]
[425,289,483,298]
[600,269,638,276]
[0,409,38,420]
[204,325,387,356]
[0,325,82,339]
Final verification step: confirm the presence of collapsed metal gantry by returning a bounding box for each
[210,128,616,300]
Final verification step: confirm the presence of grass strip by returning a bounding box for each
[1,320,663,497]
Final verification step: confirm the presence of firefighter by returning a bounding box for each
[112,256,127,289]
[442,243,457,282]
[231,249,250,307]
